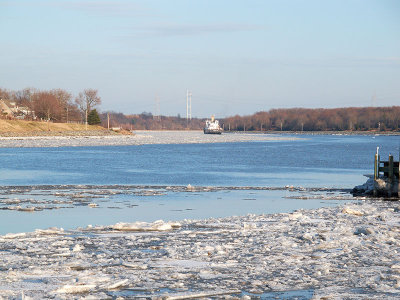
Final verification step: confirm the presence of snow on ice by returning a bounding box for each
[0,201,400,299]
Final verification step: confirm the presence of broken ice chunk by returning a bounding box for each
[54,284,96,294]
[107,279,129,290]
[73,244,85,252]
[354,227,374,235]
[342,207,364,216]
[111,220,181,231]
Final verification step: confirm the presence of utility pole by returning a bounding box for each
[154,95,160,122]
[372,92,377,107]
[189,91,192,120]
[107,112,110,130]
[186,89,188,124]
[186,89,192,127]
[85,109,88,130]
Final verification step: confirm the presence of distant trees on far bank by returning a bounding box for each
[100,111,205,130]
[102,106,400,132]
[222,107,400,132]
[1,86,399,132]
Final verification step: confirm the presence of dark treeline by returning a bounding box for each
[100,112,204,130]
[223,107,400,132]
[2,86,398,132]
[102,107,400,132]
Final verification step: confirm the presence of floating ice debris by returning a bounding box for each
[163,290,241,300]
[54,284,96,294]
[34,227,64,235]
[106,279,129,290]
[342,207,364,216]
[1,202,400,299]
[3,232,26,239]
[354,227,374,235]
[110,220,181,231]
[0,184,353,217]
[72,244,84,252]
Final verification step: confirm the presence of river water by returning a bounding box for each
[0,133,398,234]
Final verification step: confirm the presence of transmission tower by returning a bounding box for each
[371,92,377,107]
[186,89,192,121]
[154,95,160,121]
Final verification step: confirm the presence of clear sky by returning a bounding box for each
[1,0,399,117]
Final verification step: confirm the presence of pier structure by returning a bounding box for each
[373,147,400,197]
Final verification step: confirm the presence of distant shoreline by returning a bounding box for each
[222,130,400,136]
[0,130,397,148]
[0,130,300,148]
[0,125,400,138]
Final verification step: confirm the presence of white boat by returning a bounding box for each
[204,115,223,134]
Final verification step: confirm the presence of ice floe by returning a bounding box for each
[0,201,400,298]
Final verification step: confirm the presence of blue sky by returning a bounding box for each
[0,0,399,117]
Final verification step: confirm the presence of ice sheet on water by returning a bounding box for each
[0,184,352,215]
[1,201,400,298]
[110,220,181,231]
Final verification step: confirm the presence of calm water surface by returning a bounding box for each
[0,134,398,234]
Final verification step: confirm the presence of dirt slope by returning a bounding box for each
[0,119,120,136]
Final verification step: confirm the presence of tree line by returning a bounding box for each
[0,87,102,125]
[100,112,205,130]
[2,87,398,132]
[223,107,400,132]
[102,107,400,132]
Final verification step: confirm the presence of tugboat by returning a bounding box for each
[204,115,223,134]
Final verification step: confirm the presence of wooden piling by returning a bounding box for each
[389,154,394,182]
[374,147,380,180]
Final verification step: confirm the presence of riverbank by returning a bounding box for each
[231,130,400,136]
[0,200,399,299]
[0,119,113,135]
[0,130,301,148]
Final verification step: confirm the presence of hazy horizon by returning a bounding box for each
[1,0,399,118]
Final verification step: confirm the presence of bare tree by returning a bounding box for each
[32,92,62,121]
[51,89,72,106]
[14,88,36,108]
[51,89,73,122]
[75,89,101,114]
[0,88,11,100]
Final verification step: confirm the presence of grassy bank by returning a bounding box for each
[0,119,129,136]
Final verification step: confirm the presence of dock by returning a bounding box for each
[353,147,400,198]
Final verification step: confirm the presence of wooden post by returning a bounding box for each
[389,154,394,182]
[374,147,380,180]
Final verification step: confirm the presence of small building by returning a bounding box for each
[0,99,14,117]
[0,99,35,119]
